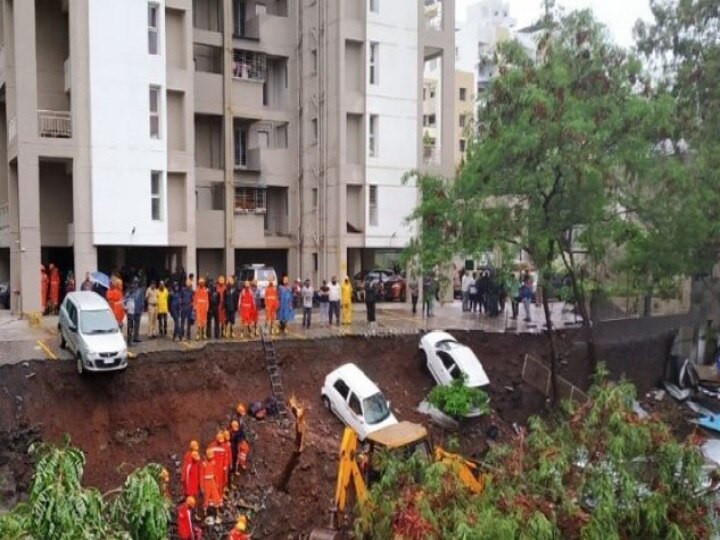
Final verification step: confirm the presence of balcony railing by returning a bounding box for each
[38,110,72,138]
[0,203,9,232]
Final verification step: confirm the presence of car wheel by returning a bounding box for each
[59,328,66,350]
[322,395,332,411]
[419,349,428,371]
[76,354,84,376]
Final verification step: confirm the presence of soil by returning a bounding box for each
[0,329,676,538]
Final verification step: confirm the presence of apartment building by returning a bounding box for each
[0,0,454,313]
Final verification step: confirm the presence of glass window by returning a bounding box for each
[368,115,378,157]
[459,114,466,128]
[149,86,161,138]
[349,393,362,416]
[151,171,162,220]
[80,310,118,335]
[334,379,350,399]
[363,393,391,424]
[459,139,466,152]
[369,185,378,226]
[369,42,379,85]
[459,87,467,101]
[234,187,267,212]
[369,0,379,13]
[148,3,159,55]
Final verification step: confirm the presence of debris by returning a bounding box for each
[663,381,691,402]
[687,401,717,418]
[632,402,649,419]
[701,439,720,466]
[504,385,514,392]
[647,389,665,402]
[24,373,36,380]
[697,415,720,434]
[417,400,459,431]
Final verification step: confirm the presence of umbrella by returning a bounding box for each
[90,271,110,290]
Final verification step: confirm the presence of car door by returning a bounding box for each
[65,300,79,353]
[437,351,459,385]
[332,378,352,426]
[426,344,443,384]
[347,391,365,435]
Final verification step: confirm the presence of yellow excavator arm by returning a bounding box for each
[334,427,368,513]
[434,447,486,494]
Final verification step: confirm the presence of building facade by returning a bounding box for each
[0,0,454,313]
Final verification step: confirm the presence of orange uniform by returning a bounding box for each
[222,437,232,483]
[209,440,229,494]
[49,267,60,307]
[237,440,250,471]
[239,288,257,326]
[177,501,196,540]
[106,286,124,325]
[229,530,250,540]
[264,285,278,323]
[194,285,209,329]
[40,267,48,312]
[181,452,201,498]
[201,456,222,509]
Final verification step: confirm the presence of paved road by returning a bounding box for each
[0,300,580,366]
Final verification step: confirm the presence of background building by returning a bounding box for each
[0,0,455,313]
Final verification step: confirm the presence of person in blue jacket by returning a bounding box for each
[277,276,295,334]
[180,279,194,341]
[169,281,183,341]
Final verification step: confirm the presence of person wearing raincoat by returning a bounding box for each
[277,276,295,334]
[341,276,353,325]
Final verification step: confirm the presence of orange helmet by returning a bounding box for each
[186,496,196,508]
[189,440,199,451]
[205,447,214,459]
[198,278,205,286]
[191,450,201,461]
[236,403,247,416]
[230,420,240,431]
[216,431,224,443]
[235,515,248,531]
[218,275,226,285]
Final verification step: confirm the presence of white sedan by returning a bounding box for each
[321,363,398,440]
[419,331,490,416]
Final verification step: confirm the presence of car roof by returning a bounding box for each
[327,363,381,399]
[422,331,458,346]
[65,291,111,310]
[367,421,428,448]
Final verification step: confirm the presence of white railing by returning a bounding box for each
[7,116,16,142]
[38,110,72,138]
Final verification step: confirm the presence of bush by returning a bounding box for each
[428,377,490,418]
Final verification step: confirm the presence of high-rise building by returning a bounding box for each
[0,0,455,313]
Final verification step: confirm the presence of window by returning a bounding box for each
[423,87,427,100]
[369,42,379,85]
[459,114,466,128]
[149,86,160,138]
[233,50,267,80]
[334,379,350,399]
[313,252,318,271]
[151,171,162,221]
[430,87,436,98]
[428,113,436,126]
[369,185,378,226]
[311,118,318,143]
[234,125,248,166]
[233,0,246,37]
[459,87,467,101]
[459,138,466,152]
[312,188,318,211]
[148,3,159,55]
[311,49,318,74]
[234,187,266,213]
[369,0,379,13]
[348,393,362,416]
[368,114,378,157]
[275,124,288,148]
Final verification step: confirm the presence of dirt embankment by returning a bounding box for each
[0,329,672,537]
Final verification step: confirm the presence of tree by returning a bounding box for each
[0,437,168,540]
[405,7,675,391]
[354,373,718,539]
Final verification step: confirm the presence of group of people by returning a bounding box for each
[459,269,537,322]
[102,273,363,345]
[39,264,77,315]
[176,403,253,539]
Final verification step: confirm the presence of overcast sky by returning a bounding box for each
[456,0,654,48]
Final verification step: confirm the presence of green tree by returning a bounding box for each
[0,437,167,540]
[355,373,717,539]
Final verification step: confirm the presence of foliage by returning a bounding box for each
[356,374,717,539]
[428,377,490,418]
[0,437,167,540]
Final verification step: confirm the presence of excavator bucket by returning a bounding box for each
[309,528,346,540]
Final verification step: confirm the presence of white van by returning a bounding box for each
[58,292,128,375]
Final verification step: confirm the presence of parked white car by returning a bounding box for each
[419,331,490,416]
[59,292,128,375]
[321,363,398,440]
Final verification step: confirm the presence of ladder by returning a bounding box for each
[261,329,288,420]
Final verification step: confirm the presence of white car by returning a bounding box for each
[59,292,128,375]
[321,363,398,440]
[419,331,490,416]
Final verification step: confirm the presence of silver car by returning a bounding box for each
[58,292,128,375]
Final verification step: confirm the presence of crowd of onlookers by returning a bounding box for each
[459,269,538,322]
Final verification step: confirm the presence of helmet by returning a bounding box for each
[268,279,275,286]
[227,277,234,285]
[218,275,226,285]
[198,277,205,284]
[186,496,196,508]
[236,403,247,416]
[244,280,250,288]
[191,450,200,461]
[205,447,214,459]
[216,431,224,443]
[235,515,248,531]
[189,440,199,451]
[231,420,240,431]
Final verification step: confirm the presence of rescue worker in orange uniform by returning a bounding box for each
[182,450,201,498]
[40,265,49,314]
[264,280,278,334]
[107,279,125,329]
[209,431,229,495]
[193,278,209,341]
[201,447,222,524]
[238,281,257,339]
[216,276,226,338]
[48,263,60,314]
[177,496,202,540]
[228,515,250,539]
[222,429,232,488]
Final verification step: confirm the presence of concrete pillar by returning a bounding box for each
[222,0,235,277]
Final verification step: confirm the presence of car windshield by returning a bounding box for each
[256,269,275,281]
[80,310,118,334]
[363,393,391,425]
[239,270,254,281]
[436,339,458,351]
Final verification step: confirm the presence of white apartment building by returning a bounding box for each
[0,0,455,313]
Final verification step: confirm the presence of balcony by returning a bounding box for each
[38,110,72,138]
[245,13,293,49]
[234,147,262,171]
[0,203,9,233]
[424,0,443,31]
[64,57,71,92]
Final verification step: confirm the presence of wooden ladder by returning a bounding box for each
[261,329,288,420]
